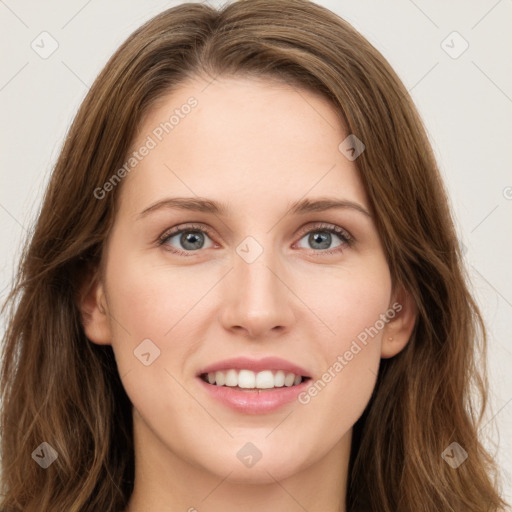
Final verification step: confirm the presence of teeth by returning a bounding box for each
[225,369,238,387]
[274,370,285,387]
[204,369,305,389]
[284,372,295,387]
[238,369,256,388]
[215,371,225,386]
[255,370,274,389]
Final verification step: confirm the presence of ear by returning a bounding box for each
[381,285,417,359]
[77,266,112,346]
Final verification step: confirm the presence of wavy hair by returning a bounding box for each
[1,0,508,510]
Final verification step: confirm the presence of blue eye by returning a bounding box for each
[158,222,353,257]
[295,223,352,255]
[158,224,215,256]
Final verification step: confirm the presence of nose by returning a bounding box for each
[220,245,296,339]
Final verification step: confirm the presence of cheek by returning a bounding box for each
[102,254,205,439]
[104,247,198,337]
[102,248,223,393]
[303,257,392,350]
[294,258,391,412]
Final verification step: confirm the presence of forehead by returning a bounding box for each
[118,76,369,218]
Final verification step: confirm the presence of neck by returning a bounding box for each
[124,412,351,512]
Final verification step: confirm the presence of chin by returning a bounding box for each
[200,448,307,484]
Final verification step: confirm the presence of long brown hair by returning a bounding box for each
[1,1,508,510]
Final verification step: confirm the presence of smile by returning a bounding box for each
[200,369,309,389]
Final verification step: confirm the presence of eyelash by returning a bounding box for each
[157,222,354,257]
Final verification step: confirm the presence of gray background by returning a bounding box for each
[1,0,511,503]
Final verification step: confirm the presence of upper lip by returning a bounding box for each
[197,356,311,378]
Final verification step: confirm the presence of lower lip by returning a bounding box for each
[197,377,311,414]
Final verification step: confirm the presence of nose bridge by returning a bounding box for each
[221,234,294,336]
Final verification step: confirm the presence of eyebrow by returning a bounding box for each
[137,196,371,219]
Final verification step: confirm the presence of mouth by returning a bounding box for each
[199,369,311,391]
[196,356,313,413]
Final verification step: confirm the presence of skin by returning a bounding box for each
[80,76,416,512]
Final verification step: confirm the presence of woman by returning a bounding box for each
[1,0,508,510]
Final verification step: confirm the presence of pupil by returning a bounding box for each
[310,232,330,250]
[182,231,203,250]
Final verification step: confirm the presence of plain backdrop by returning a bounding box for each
[1,0,511,504]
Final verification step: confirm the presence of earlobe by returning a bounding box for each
[381,287,417,359]
[78,270,112,346]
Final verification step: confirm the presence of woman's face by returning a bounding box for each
[86,76,409,485]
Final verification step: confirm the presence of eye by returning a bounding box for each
[294,223,353,256]
[158,223,216,256]
[157,222,353,257]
